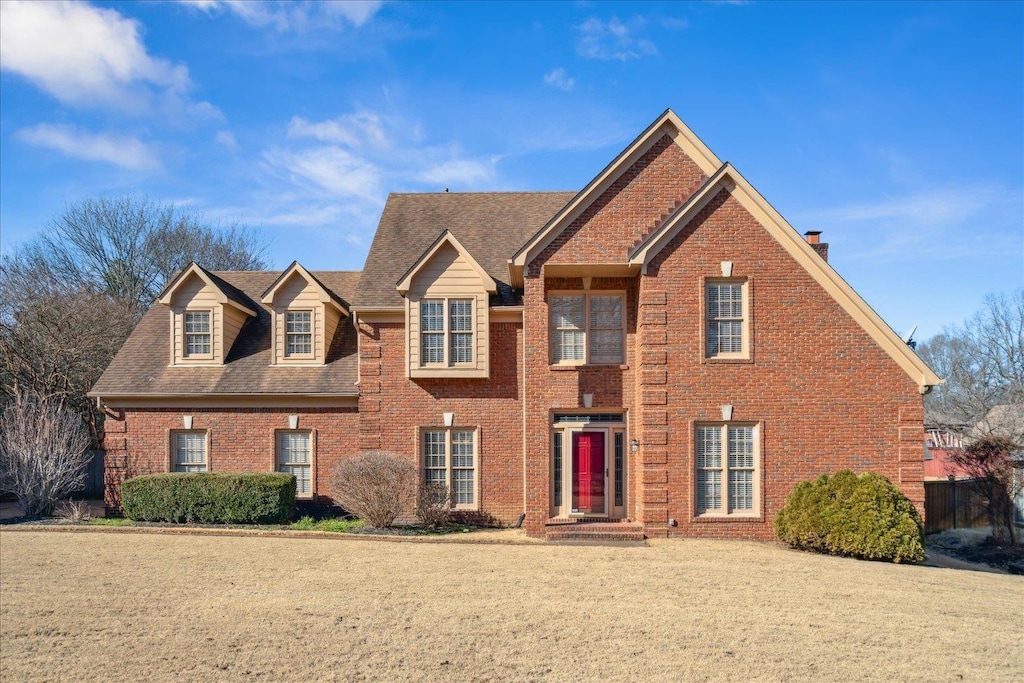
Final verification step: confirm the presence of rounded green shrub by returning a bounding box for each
[774,470,925,564]
[121,472,296,524]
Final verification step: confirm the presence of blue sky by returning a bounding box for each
[1,1,1021,340]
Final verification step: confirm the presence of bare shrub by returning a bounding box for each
[416,482,452,528]
[56,499,93,523]
[947,435,1021,546]
[0,390,90,517]
[329,451,416,528]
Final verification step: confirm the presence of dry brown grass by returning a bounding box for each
[1,530,1021,682]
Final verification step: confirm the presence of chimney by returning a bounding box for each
[804,230,828,262]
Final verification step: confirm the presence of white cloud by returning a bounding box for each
[795,184,1023,262]
[543,67,576,92]
[287,112,390,148]
[0,1,215,117]
[264,146,383,201]
[215,130,239,149]
[418,157,498,186]
[183,0,383,31]
[16,124,160,171]
[576,16,657,61]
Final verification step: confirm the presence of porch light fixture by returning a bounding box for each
[289,415,299,430]
[630,438,640,453]
[183,415,193,430]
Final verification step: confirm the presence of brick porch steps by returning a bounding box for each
[544,518,645,542]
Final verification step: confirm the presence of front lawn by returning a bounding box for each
[1,531,1020,681]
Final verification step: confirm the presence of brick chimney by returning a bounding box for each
[804,230,828,262]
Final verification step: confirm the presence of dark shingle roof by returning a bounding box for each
[353,192,575,308]
[90,271,360,397]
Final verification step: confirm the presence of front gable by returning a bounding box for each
[510,109,723,285]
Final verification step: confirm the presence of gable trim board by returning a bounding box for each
[261,261,350,313]
[627,161,941,392]
[157,262,258,317]
[509,109,723,286]
[397,230,498,295]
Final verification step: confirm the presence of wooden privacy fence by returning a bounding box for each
[924,480,988,534]
[75,450,105,499]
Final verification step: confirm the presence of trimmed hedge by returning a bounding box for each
[774,470,925,564]
[122,472,296,524]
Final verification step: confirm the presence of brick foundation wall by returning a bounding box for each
[356,320,525,525]
[102,406,358,512]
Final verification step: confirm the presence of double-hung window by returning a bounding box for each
[706,280,748,358]
[422,428,477,508]
[695,423,758,517]
[285,310,313,357]
[173,430,207,472]
[420,298,474,366]
[184,311,212,357]
[277,431,312,497]
[550,293,625,364]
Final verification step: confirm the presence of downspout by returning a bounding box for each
[521,287,529,525]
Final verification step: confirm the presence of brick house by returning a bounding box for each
[90,110,941,539]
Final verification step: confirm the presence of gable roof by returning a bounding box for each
[628,161,942,390]
[396,230,498,296]
[261,261,349,313]
[353,191,575,309]
[91,271,361,399]
[156,262,258,317]
[509,109,723,285]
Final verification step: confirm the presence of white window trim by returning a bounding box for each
[276,429,314,499]
[549,290,627,366]
[704,278,750,360]
[171,429,209,473]
[183,309,214,360]
[419,297,475,368]
[420,427,479,511]
[693,422,761,519]
[285,309,315,359]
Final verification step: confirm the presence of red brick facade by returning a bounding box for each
[99,113,930,538]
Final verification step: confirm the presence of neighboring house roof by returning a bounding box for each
[90,271,360,398]
[352,191,575,309]
[156,262,258,317]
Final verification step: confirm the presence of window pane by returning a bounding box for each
[449,300,472,331]
[696,470,721,513]
[423,430,446,485]
[614,432,624,508]
[729,470,754,511]
[184,311,211,356]
[553,432,563,507]
[695,427,722,469]
[728,427,754,469]
[421,300,445,331]
[286,311,311,333]
[589,330,623,364]
[174,431,206,472]
[451,430,474,506]
[551,296,585,329]
[589,296,622,329]
[280,464,311,495]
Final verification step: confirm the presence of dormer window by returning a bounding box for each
[286,311,313,357]
[261,262,349,366]
[157,263,257,367]
[420,298,474,367]
[397,232,495,379]
[184,311,212,357]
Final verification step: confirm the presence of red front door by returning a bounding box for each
[572,432,605,514]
